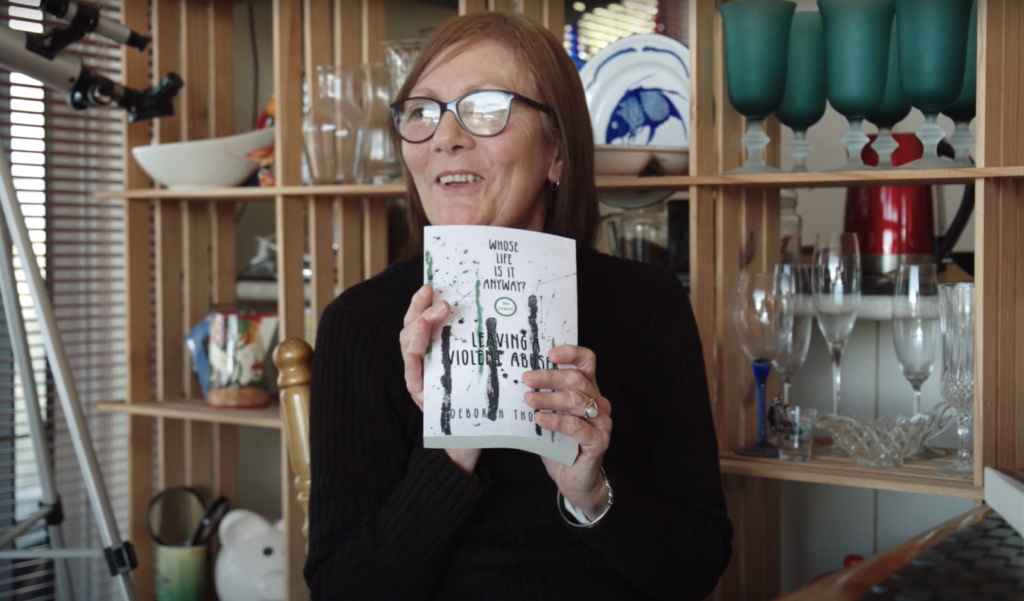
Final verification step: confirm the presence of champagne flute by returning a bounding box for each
[733,271,794,458]
[893,264,944,460]
[772,265,813,407]
[812,233,861,417]
[935,283,975,479]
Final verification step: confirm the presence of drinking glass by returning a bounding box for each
[775,11,827,172]
[772,265,813,407]
[892,264,943,459]
[865,20,912,169]
[892,264,940,414]
[894,0,975,170]
[812,233,861,417]
[719,0,797,174]
[817,0,894,171]
[733,271,794,458]
[940,0,978,166]
[935,283,974,479]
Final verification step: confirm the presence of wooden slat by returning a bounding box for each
[183,200,214,499]
[361,0,387,64]
[334,0,361,68]
[209,0,239,510]
[122,0,154,592]
[306,0,334,75]
[459,0,487,15]
[362,198,389,278]
[489,0,514,12]
[275,0,307,347]
[337,198,363,291]
[155,202,185,490]
[309,199,335,334]
[543,0,565,34]
[209,0,235,138]
[519,0,544,23]
[153,0,182,146]
[689,0,716,406]
[181,0,211,141]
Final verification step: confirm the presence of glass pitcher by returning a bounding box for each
[381,38,424,91]
[302,66,367,185]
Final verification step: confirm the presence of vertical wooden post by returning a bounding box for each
[460,0,488,14]
[123,0,154,596]
[974,0,1024,485]
[152,0,186,499]
[274,0,310,597]
[334,0,365,292]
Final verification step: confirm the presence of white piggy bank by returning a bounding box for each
[214,509,286,601]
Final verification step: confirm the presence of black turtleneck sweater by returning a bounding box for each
[305,247,732,600]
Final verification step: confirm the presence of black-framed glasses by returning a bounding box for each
[389,89,553,144]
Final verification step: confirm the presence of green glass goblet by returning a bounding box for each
[720,0,797,175]
[940,0,977,166]
[817,0,894,172]
[865,19,912,169]
[895,0,974,170]
[776,11,827,172]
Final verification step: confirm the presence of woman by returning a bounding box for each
[306,12,731,600]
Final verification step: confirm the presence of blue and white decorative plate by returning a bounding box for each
[579,34,691,149]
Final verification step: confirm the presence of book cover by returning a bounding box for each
[422,225,579,465]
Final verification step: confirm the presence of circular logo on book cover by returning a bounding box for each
[494,297,517,316]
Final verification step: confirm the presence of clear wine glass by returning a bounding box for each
[935,283,975,480]
[812,233,861,415]
[813,233,861,458]
[733,271,794,458]
[893,264,943,460]
[772,265,813,407]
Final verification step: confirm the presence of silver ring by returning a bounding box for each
[584,398,599,420]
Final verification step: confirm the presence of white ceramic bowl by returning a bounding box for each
[594,145,653,177]
[132,127,275,190]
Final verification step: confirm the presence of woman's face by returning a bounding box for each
[402,39,562,232]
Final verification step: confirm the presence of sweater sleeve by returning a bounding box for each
[575,271,733,600]
[303,298,491,600]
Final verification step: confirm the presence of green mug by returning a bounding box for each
[155,544,207,601]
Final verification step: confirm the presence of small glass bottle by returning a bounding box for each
[780,191,803,265]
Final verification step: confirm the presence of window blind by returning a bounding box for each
[0,1,129,599]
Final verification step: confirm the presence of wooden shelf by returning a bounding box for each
[92,165,1024,201]
[720,451,983,499]
[94,399,283,429]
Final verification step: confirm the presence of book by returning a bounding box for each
[422,225,579,465]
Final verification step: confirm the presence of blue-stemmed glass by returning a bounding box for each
[733,271,794,458]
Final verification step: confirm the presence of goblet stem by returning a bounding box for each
[913,387,922,416]
[920,113,944,160]
[830,344,843,415]
[754,361,771,445]
[949,120,975,167]
[954,411,973,467]
[734,118,779,174]
[783,378,793,408]
[872,128,899,169]
[838,118,869,170]
[788,130,812,172]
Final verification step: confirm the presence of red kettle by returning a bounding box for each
[843,133,974,293]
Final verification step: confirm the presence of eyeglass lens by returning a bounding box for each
[398,91,512,141]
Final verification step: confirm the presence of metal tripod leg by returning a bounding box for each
[0,148,135,600]
[0,207,73,599]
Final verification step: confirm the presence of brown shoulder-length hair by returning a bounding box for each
[394,11,599,255]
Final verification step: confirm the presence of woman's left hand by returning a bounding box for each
[523,344,612,521]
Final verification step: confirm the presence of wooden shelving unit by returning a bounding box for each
[103,1,1023,600]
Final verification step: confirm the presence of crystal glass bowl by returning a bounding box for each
[816,413,932,467]
[913,403,957,451]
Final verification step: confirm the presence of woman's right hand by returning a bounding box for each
[400,284,481,477]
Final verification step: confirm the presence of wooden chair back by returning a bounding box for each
[273,338,313,539]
